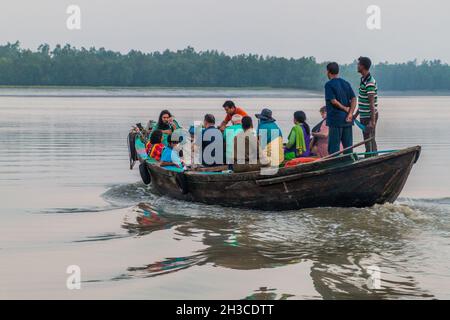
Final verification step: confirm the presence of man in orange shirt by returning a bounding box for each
[219,100,248,132]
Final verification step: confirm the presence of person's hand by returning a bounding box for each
[346,113,353,123]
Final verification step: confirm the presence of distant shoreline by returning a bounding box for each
[3,43,450,93]
[1,86,450,98]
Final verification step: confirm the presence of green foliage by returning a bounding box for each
[0,42,449,91]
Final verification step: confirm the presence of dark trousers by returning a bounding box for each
[328,126,353,155]
[360,114,378,157]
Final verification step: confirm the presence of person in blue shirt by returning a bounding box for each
[160,134,184,172]
[324,62,357,155]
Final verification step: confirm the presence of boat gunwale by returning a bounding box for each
[256,146,420,186]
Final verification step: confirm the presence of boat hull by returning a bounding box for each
[146,146,421,211]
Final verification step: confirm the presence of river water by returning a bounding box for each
[0,88,449,299]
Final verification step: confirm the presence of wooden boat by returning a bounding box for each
[138,146,421,211]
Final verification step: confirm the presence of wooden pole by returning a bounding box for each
[322,137,375,160]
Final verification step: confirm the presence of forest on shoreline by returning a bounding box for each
[1,41,449,91]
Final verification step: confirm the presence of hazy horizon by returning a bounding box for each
[1,0,449,64]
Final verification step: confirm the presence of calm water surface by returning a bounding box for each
[0,89,449,299]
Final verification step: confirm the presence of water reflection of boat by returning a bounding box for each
[141,146,421,210]
[121,203,433,299]
[122,203,169,230]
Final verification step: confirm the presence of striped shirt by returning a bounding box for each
[358,73,378,119]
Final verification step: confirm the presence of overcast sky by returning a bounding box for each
[1,0,449,64]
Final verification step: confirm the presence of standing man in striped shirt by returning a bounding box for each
[357,56,378,156]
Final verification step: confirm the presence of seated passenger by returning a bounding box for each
[146,129,165,162]
[284,111,312,160]
[256,108,284,167]
[198,114,224,167]
[224,114,244,165]
[233,116,268,173]
[160,135,184,171]
[311,106,336,158]
[219,100,248,132]
[156,110,181,145]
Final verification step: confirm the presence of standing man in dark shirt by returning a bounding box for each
[324,62,357,155]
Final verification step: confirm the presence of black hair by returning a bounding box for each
[150,129,163,144]
[241,116,253,131]
[158,109,172,129]
[223,100,236,109]
[294,111,310,135]
[358,56,372,71]
[320,106,327,113]
[326,62,339,75]
[204,114,216,125]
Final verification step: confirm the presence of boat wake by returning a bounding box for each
[102,182,158,206]
[102,182,450,224]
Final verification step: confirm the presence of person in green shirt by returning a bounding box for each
[284,111,312,160]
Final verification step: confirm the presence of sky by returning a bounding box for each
[1,0,449,64]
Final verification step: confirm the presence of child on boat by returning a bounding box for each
[160,134,185,171]
[146,130,165,161]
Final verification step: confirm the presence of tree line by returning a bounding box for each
[1,41,449,91]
